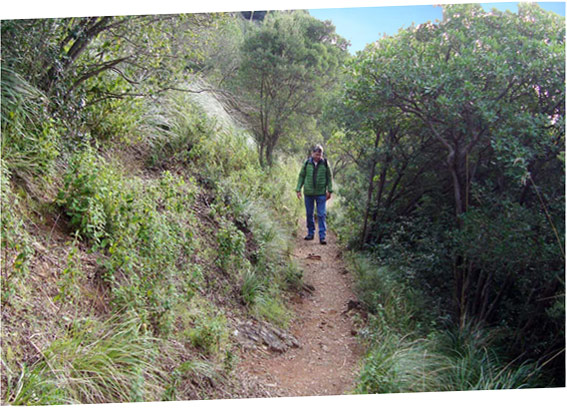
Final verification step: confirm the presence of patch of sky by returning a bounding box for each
[309,2,565,54]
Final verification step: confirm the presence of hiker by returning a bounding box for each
[295,144,333,245]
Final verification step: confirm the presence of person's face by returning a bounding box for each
[312,150,322,162]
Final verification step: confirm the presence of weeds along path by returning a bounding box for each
[238,218,362,397]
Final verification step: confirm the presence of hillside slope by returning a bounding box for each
[1,86,314,403]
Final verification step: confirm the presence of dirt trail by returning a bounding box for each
[238,219,362,397]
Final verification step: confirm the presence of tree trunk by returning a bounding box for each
[449,160,465,220]
[42,17,115,93]
[259,144,265,168]
[266,144,274,167]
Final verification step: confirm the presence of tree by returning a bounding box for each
[1,14,220,140]
[333,3,564,378]
[352,3,564,223]
[232,11,348,167]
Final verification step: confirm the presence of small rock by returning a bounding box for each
[237,321,300,352]
[302,283,315,293]
[345,300,361,312]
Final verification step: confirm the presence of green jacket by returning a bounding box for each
[296,157,333,196]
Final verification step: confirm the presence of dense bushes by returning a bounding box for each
[1,70,303,401]
[1,11,307,404]
[349,255,548,393]
[330,3,565,390]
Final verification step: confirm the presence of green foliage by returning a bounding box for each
[240,265,293,326]
[351,253,546,394]
[282,261,304,291]
[240,269,263,305]
[433,326,545,390]
[84,91,144,142]
[348,253,431,334]
[216,221,247,273]
[54,237,82,304]
[357,327,447,394]
[0,162,34,303]
[188,310,229,357]
[4,316,163,405]
[198,14,246,87]
[252,290,292,328]
[332,3,564,385]
[147,94,219,167]
[357,323,544,394]
[57,148,119,245]
[1,67,61,176]
[233,10,348,166]
[55,144,202,336]
[1,15,222,150]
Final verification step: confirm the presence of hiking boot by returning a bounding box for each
[320,238,327,245]
[304,235,314,240]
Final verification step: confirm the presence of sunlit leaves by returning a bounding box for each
[234,11,348,166]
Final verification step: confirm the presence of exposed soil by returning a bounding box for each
[237,218,363,397]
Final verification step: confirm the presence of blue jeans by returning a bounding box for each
[305,195,327,239]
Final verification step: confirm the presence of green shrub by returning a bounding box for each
[348,251,546,394]
[56,148,124,246]
[0,162,34,302]
[82,80,144,143]
[433,325,545,390]
[356,321,544,394]
[54,236,82,305]
[282,261,304,291]
[348,253,430,334]
[216,221,247,274]
[56,146,203,336]
[188,311,229,357]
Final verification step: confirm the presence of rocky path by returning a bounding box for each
[237,219,362,397]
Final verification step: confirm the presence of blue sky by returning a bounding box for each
[1,2,564,55]
[309,2,566,53]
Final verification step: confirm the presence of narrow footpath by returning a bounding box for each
[238,220,363,397]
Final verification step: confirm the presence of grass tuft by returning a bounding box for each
[349,253,546,394]
[4,315,164,405]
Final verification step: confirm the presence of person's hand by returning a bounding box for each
[296,191,302,200]
[326,192,332,201]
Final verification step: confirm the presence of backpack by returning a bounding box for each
[303,157,328,172]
